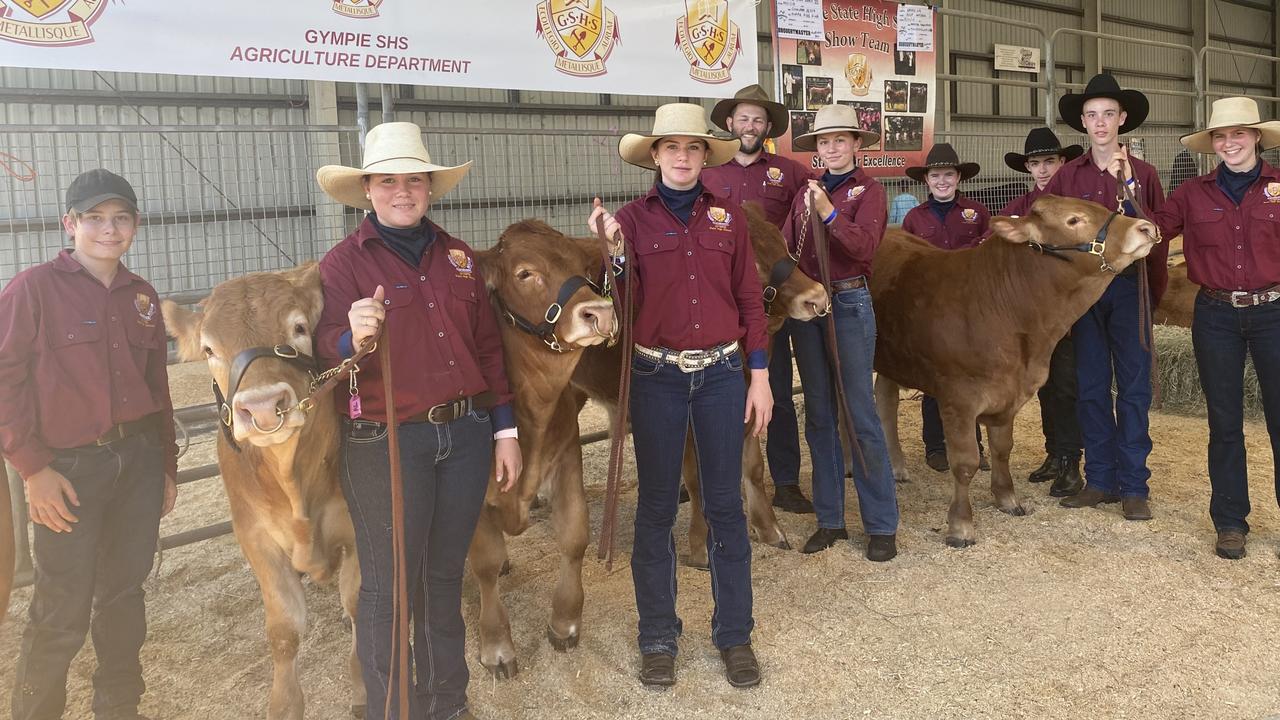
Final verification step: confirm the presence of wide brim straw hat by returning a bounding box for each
[1004,126,1084,173]
[792,104,880,151]
[317,121,471,211]
[710,84,790,139]
[618,103,740,170]
[1180,96,1280,154]
[906,143,980,183]
[1058,73,1149,135]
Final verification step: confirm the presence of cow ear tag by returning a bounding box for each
[348,367,362,419]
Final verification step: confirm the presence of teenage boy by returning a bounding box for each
[1,169,178,720]
[1002,128,1086,497]
[704,84,816,514]
[1044,73,1169,521]
[902,143,990,472]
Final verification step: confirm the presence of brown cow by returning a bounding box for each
[162,264,364,720]
[470,205,828,677]
[870,195,1160,547]
[1156,261,1196,328]
[468,220,619,678]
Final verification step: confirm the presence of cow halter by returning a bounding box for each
[211,344,320,452]
[495,265,617,352]
[1026,209,1125,274]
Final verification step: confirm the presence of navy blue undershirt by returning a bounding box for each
[370,213,436,267]
[822,169,854,195]
[1216,162,1262,207]
[656,181,703,225]
[928,196,957,221]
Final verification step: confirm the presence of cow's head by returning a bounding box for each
[477,220,617,351]
[988,194,1160,274]
[743,202,830,322]
[163,263,324,448]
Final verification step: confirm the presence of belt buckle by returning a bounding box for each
[95,425,121,446]
[427,402,449,424]
[676,349,704,373]
[1230,291,1252,308]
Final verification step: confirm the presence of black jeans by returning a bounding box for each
[1192,293,1280,533]
[12,430,165,720]
[1037,336,1082,460]
[341,412,492,720]
[765,323,801,488]
[921,396,983,457]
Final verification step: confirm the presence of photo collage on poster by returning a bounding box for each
[773,1,935,175]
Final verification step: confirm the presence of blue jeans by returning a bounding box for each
[629,351,752,655]
[341,413,492,720]
[12,429,164,720]
[1192,292,1280,533]
[789,287,899,534]
[766,324,801,487]
[1073,274,1152,497]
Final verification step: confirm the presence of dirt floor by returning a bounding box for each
[3,360,1280,719]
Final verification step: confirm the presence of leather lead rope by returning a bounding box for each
[1115,165,1163,407]
[377,326,411,720]
[808,191,868,478]
[596,215,632,571]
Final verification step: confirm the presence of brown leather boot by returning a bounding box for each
[1122,496,1152,521]
[1058,485,1120,508]
[1215,529,1246,560]
[720,644,761,688]
[639,652,676,687]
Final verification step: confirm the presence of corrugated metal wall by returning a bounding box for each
[1,0,1275,294]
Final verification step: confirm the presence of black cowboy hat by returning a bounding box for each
[1004,127,1084,173]
[710,84,789,139]
[1058,73,1149,135]
[905,143,980,183]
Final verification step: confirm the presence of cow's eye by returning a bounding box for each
[294,323,307,336]
[516,269,533,281]
[1067,216,1081,227]
[202,346,214,358]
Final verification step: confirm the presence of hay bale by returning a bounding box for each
[1153,324,1262,417]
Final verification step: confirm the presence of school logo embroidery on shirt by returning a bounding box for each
[847,186,866,201]
[707,206,733,230]
[765,167,785,186]
[134,293,156,326]
[1265,182,1280,203]
[960,208,979,223]
[448,248,474,276]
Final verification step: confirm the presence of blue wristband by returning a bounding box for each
[822,208,838,225]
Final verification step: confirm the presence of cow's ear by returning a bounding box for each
[161,300,205,362]
[988,216,1032,244]
[284,262,324,328]
[474,248,499,291]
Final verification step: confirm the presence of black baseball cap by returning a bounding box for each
[65,168,139,213]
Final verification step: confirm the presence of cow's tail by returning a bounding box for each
[0,472,14,624]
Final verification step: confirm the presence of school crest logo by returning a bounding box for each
[847,186,866,201]
[765,167,785,186]
[674,0,741,85]
[449,248,474,276]
[134,293,157,325]
[535,0,620,78]
[707,206,733,230]
[0,0,106,47]
[1265,182,1280,203]
[332,0,381,18]
[961,208,979,223]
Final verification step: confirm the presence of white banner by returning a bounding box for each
[0,0,758,97]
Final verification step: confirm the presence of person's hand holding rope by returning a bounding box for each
[589,198,624,257]
[348,285,386,347]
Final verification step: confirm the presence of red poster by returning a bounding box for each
[772,1,936,177]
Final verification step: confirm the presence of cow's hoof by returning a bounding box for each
[547,626,580,652]
[945,536,976,548]
[772,537,792,551]
[485,658,519,679]
[681,554,710,571]
[1000,504,1028,517]
[499,560,512,577]
[350,704,365,719]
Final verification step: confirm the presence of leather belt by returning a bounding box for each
[93,415,157,446]
[1202,285,1280,309]
[401,391,498,425]
[633,340,739,373]
[831,275,868,292]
